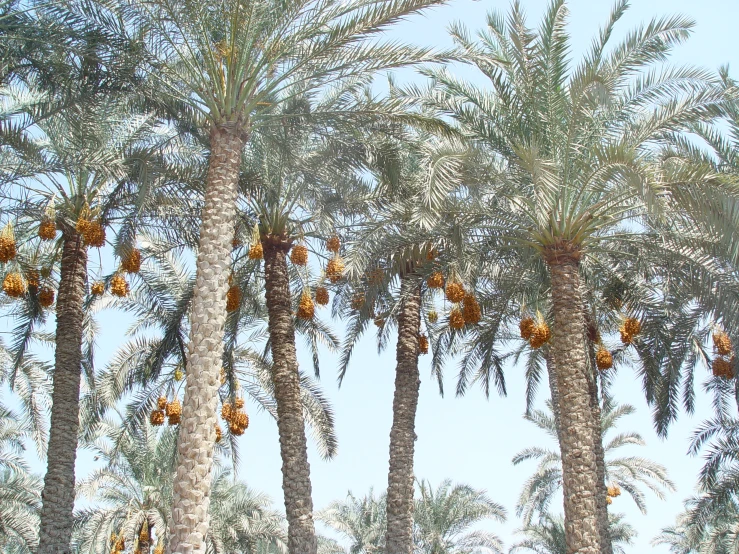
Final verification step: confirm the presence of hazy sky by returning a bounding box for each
[8,1,739,553]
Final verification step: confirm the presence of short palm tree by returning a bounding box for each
[73,419,286,554]
[513,402,674,526]
[403,1,726,550]
[652,416,739,553]
[510,513,635,554]
[0,399,42,553]
[412,479,506,554]
[318,480,505,554]
[317,489,387,554]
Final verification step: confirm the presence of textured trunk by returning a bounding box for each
[38,232,87,554]
[546,248,601,554]
[588,365,612,554]
[262,235,317,554]
[385,279,422,554]
[545,347,562,443]
[167,127,245,554]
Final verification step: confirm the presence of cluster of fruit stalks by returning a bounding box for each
[519,315,644,372]
[713,331,735,379]
[0,216,143,301]
[606,484,622,505]
[221,398,249,436]
[227,236,340,314]
[110,526,163,554]
[149,397,182,426]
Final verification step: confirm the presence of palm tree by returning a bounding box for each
[73,419,286,554]
[4,98,166,554]
[402,1,727,550]
[116,0,452,549]
[513,402,674,526]
[0,399,43,553]
[510,514,635,554]
[338,133,470,554]
[317,490,386,554]
[238,115,368,554]
[651,416,739,553]
[318,480,505,554]
[413,479,505,554]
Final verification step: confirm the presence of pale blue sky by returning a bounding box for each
[6,1,739,552]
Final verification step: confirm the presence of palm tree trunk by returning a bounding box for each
[544,347,562,442]
[546,248,601,554]
[167,127,245,554]
[38,231,87,554]
[587,363,613,554]
[385,278,422,554]
[262,234,318,554]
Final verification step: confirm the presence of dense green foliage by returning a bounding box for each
[0,0,738,552]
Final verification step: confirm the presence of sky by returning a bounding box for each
[5,0,739,552]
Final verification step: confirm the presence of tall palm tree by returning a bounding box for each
[117,1,451,549]
[73,419,286,554]
[338,133,469,554]
[403,1,727,550]
[3,97,165,554]
[237,114,368,554]
[513,402,674,526]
